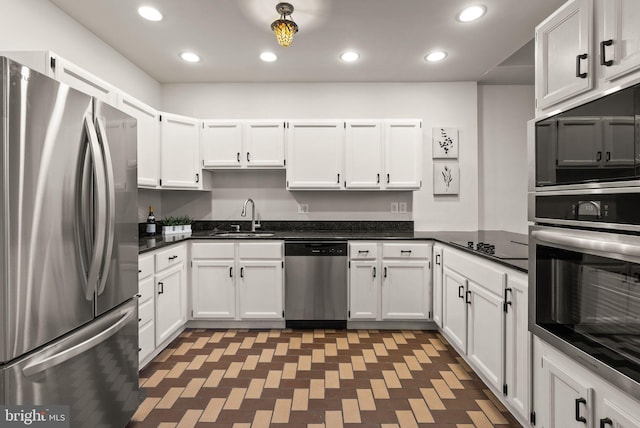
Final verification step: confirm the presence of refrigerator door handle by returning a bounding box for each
[21,302,136,377]
[94,117,116,296]
[84,113,108,301]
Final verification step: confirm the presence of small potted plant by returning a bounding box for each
[176,216,192,234]
[161,216,177,235]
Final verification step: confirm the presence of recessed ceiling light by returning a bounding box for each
[179,52,201,63]
[425,51,447,62]
[457,5,486,22]
[138,6,163,21]
[340,51,360,62]
[260,52,278,62]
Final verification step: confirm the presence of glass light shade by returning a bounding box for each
[457,5,486,22]
[138,6,163,21]
[272,19,298,47]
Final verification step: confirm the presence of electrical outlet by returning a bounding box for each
[390,202,399,213]
[399,202,407,213]
[298,204,309,214]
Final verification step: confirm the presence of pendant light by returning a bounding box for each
[271,2,299,47]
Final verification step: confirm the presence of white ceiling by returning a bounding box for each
[48,0,565,84]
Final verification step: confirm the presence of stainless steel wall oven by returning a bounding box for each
[529,81,640,399]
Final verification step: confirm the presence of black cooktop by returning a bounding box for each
[449,239,529,260]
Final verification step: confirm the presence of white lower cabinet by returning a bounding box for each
[432,244,444,327]
[137,253,155,365]
[438,245,530,426]
[191,241,284,320]
[533,337,640,428]
[348,241,432,321]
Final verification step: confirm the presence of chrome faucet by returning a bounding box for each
[241,198,261,232]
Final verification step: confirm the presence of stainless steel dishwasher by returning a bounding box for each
[285,241,348,329]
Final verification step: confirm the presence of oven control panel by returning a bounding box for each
[534,193,640,225]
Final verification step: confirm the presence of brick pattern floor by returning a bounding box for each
[127,329,521,428]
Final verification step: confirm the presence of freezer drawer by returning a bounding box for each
[0,299,139,428]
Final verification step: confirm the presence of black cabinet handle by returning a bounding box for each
[237,152,240,162]
[435,254,441,265]
[575,398,587,423]
[138,269,142,273]
[504,287,512,313]
[384,267,388,278]
[337,173,340,183]
[600,39,613,66]
[240,267,244,278]
[576,53,588,78]
[458,285,464,299]
[158,282,164,295]
[247,152,250,162]
[358,250,369,254]
[386,173,390,184]
[465,290,471,305]
[138,318,142,322]
[372,266,376,278]
[600,417,613,428]
[195,173,200,183]
[400,250,412,254]
[229,267,233,277]
[606,151,611,162]
[596,151,602,162]
[169,255,178,261]
[376,173,380,184]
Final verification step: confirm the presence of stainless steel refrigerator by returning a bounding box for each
[0,57,139,427]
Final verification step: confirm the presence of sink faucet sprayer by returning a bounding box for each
[241,198,261,232]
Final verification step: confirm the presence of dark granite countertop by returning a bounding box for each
[139,222,528,272]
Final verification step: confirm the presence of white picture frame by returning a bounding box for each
[433,162,460,195]
[432,127,459,158]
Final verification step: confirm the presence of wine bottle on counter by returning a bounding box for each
[146,205,156,235]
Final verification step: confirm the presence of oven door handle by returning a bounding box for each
[532,229,640,259]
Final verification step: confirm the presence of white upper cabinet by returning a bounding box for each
[535,0,593,111]
[201,120,243,168]
[117,93,160,188]
[384,120,423,189]
[600,0,640,82]
[345,120,384,189]
[245,120,286,168]
[286,120,344,189]
[201,120,285,169]
[160,112,202,189]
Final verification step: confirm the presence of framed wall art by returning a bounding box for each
[432,127,459,158]
[433,162,460,195]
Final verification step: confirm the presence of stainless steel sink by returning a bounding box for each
[209,232,275,238]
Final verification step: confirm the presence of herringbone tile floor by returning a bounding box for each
[127,329,521,427]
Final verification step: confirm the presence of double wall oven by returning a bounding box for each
[529,82,640,398]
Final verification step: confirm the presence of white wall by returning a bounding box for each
[0,0,160,106]
[161,82,479,230]
[478,85,533,234]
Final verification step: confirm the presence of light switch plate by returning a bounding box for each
[390,202,399,213]
[298,204,309,214]
[399,202,407,213]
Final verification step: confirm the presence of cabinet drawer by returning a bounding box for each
[155,244,186,272]
[238,241,283,259]
[138,275,155,303]
[138,321,155,365]
[139,253,154,279]
[138,298,154,326]
[349,242,378,260]
[191,242,235,259]
[382,242,430,259]
[444,247,505,296]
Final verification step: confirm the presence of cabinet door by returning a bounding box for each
[345,121,383,189]
[349,260,380,319]
[466,281,504,393]
[155,263,185,344]
[535,0,593,110]
[602,116,635,166]
[601,0,640,82]
[160,113,201,189]
[286,120,344,189]
[117,94,160,188]
[381,260,430,320]
[600,398,640,428]
[192,260,236,319]
[557,117,602,167]
[384,120,422,189]
[442,267,467,353]
[53,56,117,105]
[504,273,530,422]
[245,120,286,168]
[541,356,594,428]
[238,260,283,319]
[201,120,243,168]
[138,321,155,366]
[432,245,444,328]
